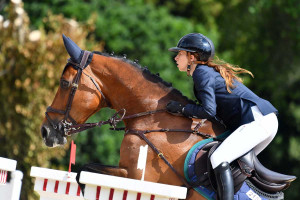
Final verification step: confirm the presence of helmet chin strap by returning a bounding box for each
[186,52,203,76]
[187,52,192,76]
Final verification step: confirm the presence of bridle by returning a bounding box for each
[186,51,205,76]
[45,50,110,135]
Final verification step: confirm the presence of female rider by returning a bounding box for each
[166,33,278,200]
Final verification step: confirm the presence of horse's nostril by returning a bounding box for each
[41,126,48,139]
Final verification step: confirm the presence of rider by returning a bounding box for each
[167,33,278,199]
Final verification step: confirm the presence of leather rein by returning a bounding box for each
[65,107,213,189]
[45,50,215,189]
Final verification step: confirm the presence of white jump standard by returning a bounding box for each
[30,166,84,200]
[80,171,187,200]
[0,157,23,200]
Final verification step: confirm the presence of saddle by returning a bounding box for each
[188,141,296,195]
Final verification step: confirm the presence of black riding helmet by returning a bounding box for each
[169,33,215,61]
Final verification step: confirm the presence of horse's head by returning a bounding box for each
[41,35,108,147]
[41,35,197,147]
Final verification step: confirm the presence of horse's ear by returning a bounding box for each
[62,34,83,63]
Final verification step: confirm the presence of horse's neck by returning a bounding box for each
[92,55,176,128]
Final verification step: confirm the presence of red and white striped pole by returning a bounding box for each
[0,157,23,200]
[0,170,8,185]
[68,140,76,173]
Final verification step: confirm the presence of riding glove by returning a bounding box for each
[166,101,185,116]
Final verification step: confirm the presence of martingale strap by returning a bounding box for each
[125,129,193,189]
[66,108,217,189]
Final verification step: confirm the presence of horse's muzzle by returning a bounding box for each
[41,122,67,147]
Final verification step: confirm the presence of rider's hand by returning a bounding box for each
[166,101,185,116]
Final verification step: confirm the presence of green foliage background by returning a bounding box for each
[0,0,299,199]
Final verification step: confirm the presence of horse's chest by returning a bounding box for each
[119,134,146,165]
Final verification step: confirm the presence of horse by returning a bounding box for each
[41,35,295,200]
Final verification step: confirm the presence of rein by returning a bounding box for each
[65,108,215,189]
[65,108,165,135]
[66,108,213,139]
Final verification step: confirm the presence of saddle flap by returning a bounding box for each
[252,154,296,184]
[194,141,218,189]
[250,176,290,193]
[238,150,296,184]
[193,141,247,193]
[237,150,255,177]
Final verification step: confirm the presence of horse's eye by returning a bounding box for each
[60,79,70,89]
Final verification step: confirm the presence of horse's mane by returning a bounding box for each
[93,51,193,103]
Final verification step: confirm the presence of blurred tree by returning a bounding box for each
[0,1,99,199]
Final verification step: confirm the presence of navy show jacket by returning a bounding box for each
[183,64,278,130]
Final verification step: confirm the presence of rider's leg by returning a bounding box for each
[251,106,278,155]
[210,120,262,200]
[210,106,278,168]
[210,106,278,199]
[214,161,234,200]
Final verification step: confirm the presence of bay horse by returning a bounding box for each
[41,35,295,199]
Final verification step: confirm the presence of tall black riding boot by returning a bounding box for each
[214,162,234,200]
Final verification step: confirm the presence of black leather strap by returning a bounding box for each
[128,130,193,189]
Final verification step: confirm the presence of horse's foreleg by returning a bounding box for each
[76,163,128,177]
[75,163,128,194]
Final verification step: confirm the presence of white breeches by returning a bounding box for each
[210,106,278,169]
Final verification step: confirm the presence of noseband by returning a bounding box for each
[45,50,109,135]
